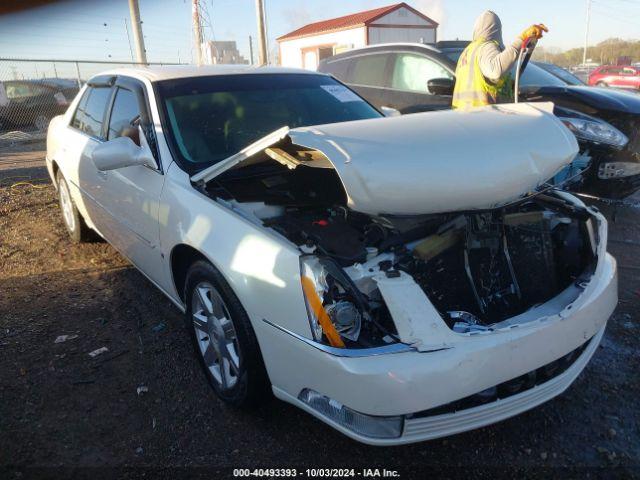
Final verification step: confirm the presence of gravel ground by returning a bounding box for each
[1,150,639,477]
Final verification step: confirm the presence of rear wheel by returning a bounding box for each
[185,260,271,408]
[34,114,49,132]
[596,81,609,88]
[56,172,93,243]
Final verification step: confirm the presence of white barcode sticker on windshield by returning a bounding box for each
[320,84,362,103]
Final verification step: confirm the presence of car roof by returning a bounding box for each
[90,64,324,83]
[351,42,440,53]
[325,42,440,59]
[321,42,455,67]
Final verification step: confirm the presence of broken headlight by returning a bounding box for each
[560,117,628,149]
[300,256,364,347]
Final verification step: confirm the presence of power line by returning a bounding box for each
[592,5,640,26]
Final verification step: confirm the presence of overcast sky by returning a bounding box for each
[0,0,637,64]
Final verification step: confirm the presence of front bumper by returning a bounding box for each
[262,250,617,445]
[275,325,605,445]
[400,326,603,444]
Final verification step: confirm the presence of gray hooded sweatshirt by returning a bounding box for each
[473,11,521,83]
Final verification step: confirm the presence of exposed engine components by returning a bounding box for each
[286,198,594,341]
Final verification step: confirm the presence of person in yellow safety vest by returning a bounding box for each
[452,11,548,110]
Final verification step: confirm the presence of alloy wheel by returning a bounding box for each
[191,281,241,390]
[59,179,76,232]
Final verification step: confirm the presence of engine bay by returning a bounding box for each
[205,150,598,348]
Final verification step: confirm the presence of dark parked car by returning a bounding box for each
[0,79,79,132]
[319,43,640,198]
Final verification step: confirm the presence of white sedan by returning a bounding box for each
[46,66,617,445]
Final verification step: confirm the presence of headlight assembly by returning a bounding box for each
[560,117,628,149]
[300,256,365,347]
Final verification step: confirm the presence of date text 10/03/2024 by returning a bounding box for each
[232,469,401,478]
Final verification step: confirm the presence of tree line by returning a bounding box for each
[532,38,640,67]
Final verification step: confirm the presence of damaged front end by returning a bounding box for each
[193,105,606,353]
[269,192,599,351]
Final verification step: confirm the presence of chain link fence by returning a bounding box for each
[0,58,181,146]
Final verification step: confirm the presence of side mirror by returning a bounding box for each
[92,133,156,171]
[380,106,401,117]
[427,77,455,96]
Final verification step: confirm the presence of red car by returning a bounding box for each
[588,65,640,89]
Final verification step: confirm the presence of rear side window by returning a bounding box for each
[348,54,388,87]
[321,58,350,81]
[107,88,141,145]
[71,86,112,138]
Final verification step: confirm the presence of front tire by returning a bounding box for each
[56,172,93,243]
[185,260,271,408]
[596,81,608,88]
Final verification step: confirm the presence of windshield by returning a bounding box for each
[534,63,584,85]
[157,73,381,172]
[441,49,463,63]
[519,63,568,87]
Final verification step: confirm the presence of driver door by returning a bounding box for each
[93,78,167,285]
[384,52,455,113]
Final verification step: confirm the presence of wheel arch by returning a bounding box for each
[50,159,60,188]
[170,244,210,303]
[170,243,240,306]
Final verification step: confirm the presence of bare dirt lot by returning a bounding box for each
[1,144,639,477]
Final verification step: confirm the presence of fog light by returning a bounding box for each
[298,389,403,439]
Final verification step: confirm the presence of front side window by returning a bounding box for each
[390,53,453,93]
[157,73,381,173]
[107,88,141,145]
[349,54,388,87]
[71,86,112,138]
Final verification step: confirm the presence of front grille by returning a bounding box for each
[409,337,592,420]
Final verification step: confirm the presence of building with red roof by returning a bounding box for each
[277,3,438,70]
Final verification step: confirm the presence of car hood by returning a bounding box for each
[524,85,640,114]
[192,102,578,216]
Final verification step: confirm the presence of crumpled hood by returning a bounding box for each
[192,102,578,216]
[473,10,504,47]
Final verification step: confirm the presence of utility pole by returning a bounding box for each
[263,0,270,64]
[192,0,204,66]
[124,18,135,62]
[255,0,267,65]
[582,0,591,66]
[128,0,147,64]
[249,35,254,65]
